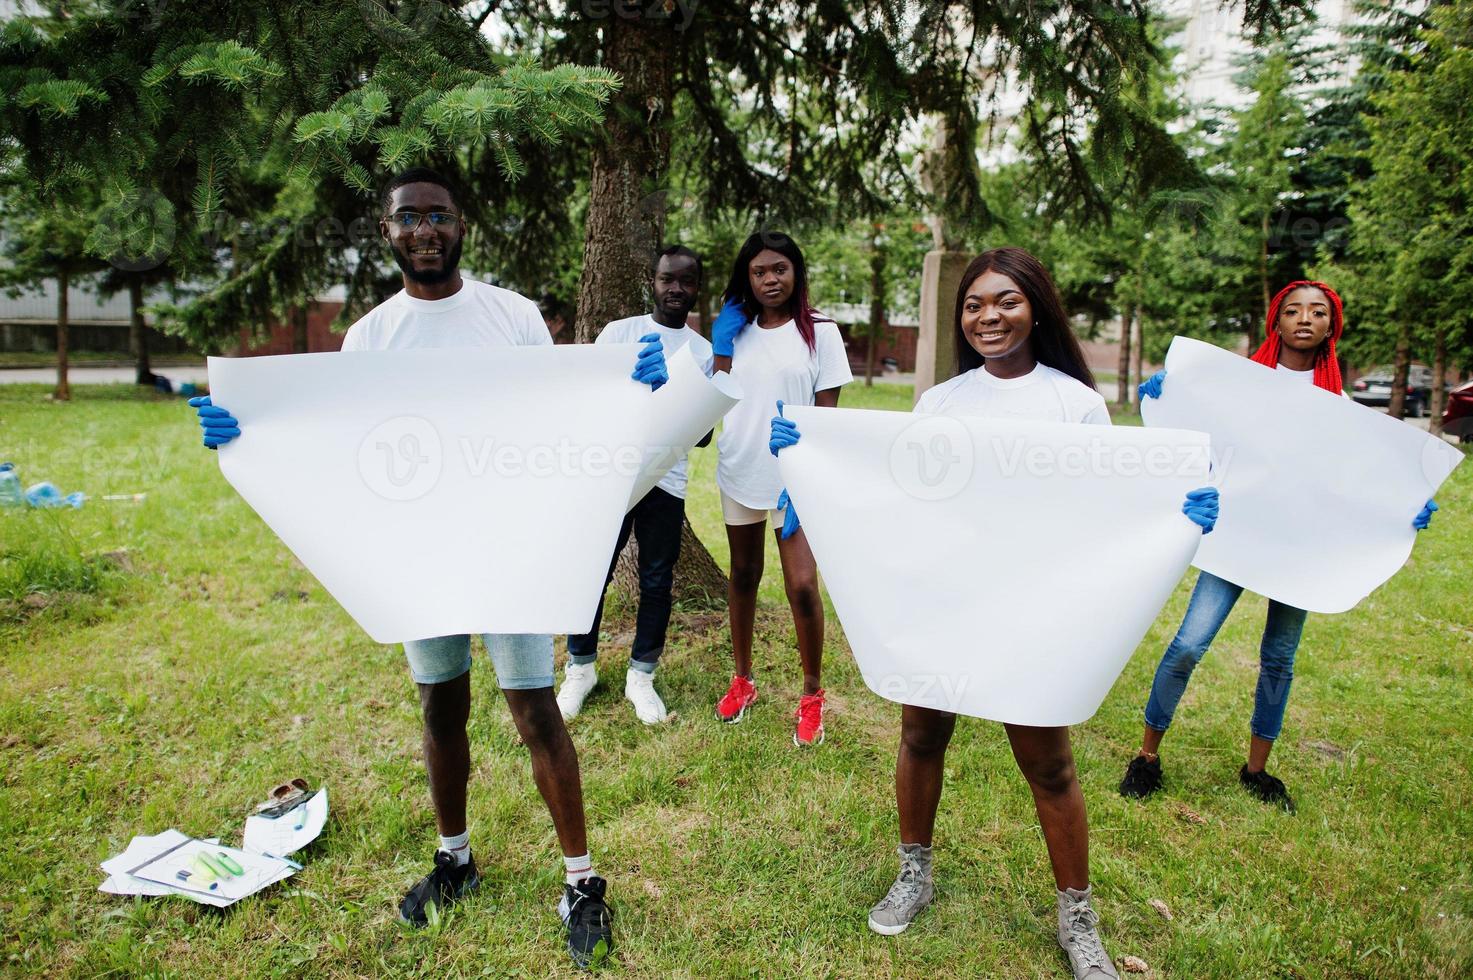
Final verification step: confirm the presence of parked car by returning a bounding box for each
[1442,379,1473,443]
[1350,364,1434,417]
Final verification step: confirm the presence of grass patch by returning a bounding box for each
[0,381,1469,978]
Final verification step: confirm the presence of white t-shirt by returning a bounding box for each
[598,313,714,500]
[717,318,853,509]
[1276,363,1350,398]
[339,278,550,352]
[915,363,1111,425]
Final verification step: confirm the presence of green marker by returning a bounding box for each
[215,851,244,876]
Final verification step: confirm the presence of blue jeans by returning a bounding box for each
[567,486,685,669]
[1143,570,1308,742]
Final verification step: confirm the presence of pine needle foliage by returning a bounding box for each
[0,1,617,347]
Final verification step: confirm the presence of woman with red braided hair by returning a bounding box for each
[1116,280,1438,811]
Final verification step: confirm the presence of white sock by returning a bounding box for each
[440,830,471,866]
[564,852,594,886]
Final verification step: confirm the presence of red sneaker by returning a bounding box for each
[715,674,757,723]
[794,689,826,746]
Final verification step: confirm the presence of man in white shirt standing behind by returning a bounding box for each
[189,169,665,968]
[557,246,714,725]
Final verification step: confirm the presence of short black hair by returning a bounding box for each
[652,243,703,281]
[380,167,461,215]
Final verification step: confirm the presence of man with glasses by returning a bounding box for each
[189,168,650,968]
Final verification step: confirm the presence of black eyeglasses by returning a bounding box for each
[387,210,459,230]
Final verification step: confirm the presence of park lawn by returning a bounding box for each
[0,380,1469,979]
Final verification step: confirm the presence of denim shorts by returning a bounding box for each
[402,633,554,689]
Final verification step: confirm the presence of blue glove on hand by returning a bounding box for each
[188,395,240,449]
[1183,486,1219,534]
[1138,370,1167,401]
[633,333,668,391]
[770,400,801,456]
[1413,499,1438,530]
[710,298,748,359]
[776,488,801,540]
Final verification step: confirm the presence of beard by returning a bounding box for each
[391,236,463,285]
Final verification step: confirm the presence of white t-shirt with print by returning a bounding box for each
[915,363,1111,425]
[717,318,853,509]
[339,278,550,352]
[598,313,715,500]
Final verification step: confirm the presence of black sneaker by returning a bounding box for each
[1119,755,1163,799]
[1239,765,1295,812]
[557,875,614,969]
[398,850,480,927]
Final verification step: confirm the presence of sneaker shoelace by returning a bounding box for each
[797,692,823,727]
[1063,899,1111,969]
[723,676,752,706]
[879,852,927,911]
[566,882,611,929]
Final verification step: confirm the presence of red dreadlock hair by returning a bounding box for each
[1250,280,1345,394]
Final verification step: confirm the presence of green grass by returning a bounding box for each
[0,381,1469,978]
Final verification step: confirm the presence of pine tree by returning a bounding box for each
[0,1,617,348]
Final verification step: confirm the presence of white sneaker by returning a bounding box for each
[624,667,668,725]
[1057,887,1119,979]
[556,661,598,720]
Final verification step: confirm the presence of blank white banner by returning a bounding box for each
[207,344,738,643]
[1142,336,1464,613]
[777,406,1210,726]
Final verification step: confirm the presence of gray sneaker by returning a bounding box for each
[1057,887,1119,979]
[867,844,934,935]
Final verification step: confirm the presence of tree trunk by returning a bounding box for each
[1430,327,1447,435]
[55,270,70,402]
[128,275,152,384]
[573,4,676,343]
[1388,322,1412,419]
[575,11,725,598]
[1256,210,1270,351]
[611,514,727,610]
[865,231,886,387]
[1116,304,1135,407]
[1132,314,1144,401]
[292,305,309,354]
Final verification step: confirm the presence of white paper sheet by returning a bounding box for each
[208,345,738,642]
[127,838,295,905]
[776,406,1211,726]
[1142,337,1464,613]
[624,346,741,510]
[242,786,328,857]
[100,832,237,907]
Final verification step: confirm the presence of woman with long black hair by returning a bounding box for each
[771,248,1218,979]
[708,231,852,746]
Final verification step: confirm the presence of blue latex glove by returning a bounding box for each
[1138,370,1166,401]
[710,298,748,358]
[1183,486,1219,534]
[633,333,668,391]
[188,395,240,449]
[770,399,801,456]
[776,488,801,540]
[1413,499,1438,531]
